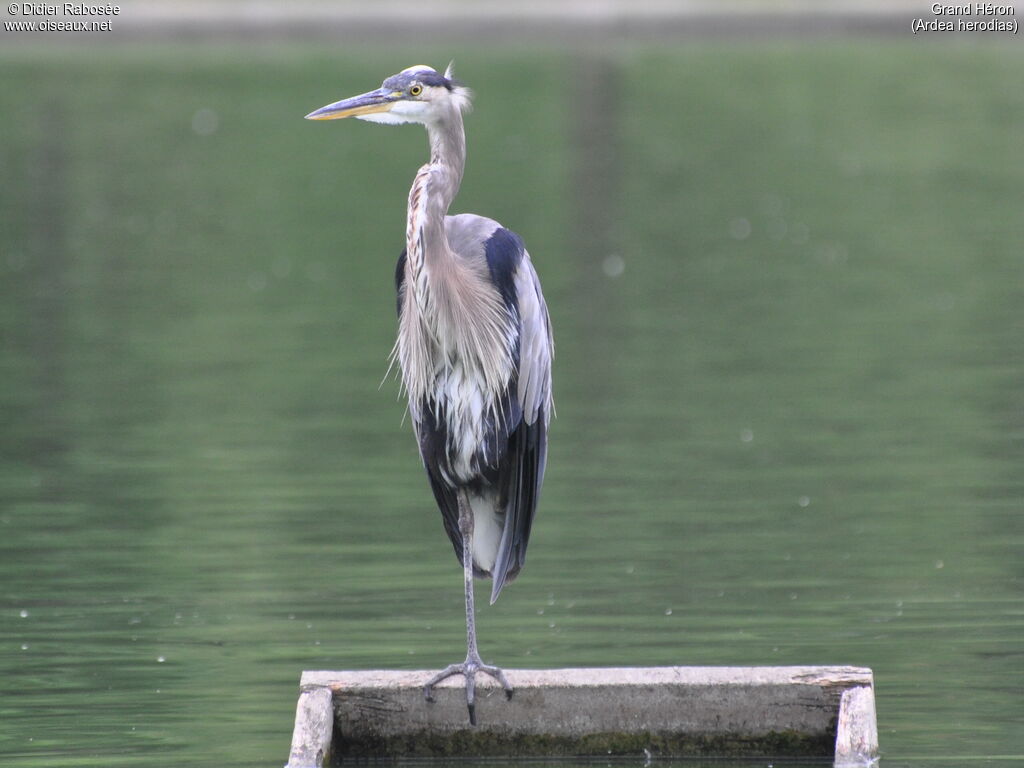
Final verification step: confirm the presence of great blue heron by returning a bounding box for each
[306,64,553,725]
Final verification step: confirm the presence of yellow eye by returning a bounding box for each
[410,84,422,97]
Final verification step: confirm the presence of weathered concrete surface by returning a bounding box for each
[835,684,880,767]
[286,666,876,766]
[286,687,333,768]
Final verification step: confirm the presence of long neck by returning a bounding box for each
[406,107,465,278]
[395,105,514,407]
[428,109,465,198]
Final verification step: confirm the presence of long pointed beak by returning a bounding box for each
[304,88,397,121]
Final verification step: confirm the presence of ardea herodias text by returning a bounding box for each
[306,64,553,725]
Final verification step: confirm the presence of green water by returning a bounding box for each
[1,41,1022,767]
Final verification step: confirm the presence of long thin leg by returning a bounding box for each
[423,491,513,725]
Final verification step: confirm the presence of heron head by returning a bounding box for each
[305,63,471,125]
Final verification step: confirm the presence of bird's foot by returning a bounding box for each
[423,655,513,726]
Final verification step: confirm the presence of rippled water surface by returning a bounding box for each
[1,42,1022,767]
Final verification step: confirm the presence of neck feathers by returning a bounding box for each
[405,106,465,279]
[395,108,514,412]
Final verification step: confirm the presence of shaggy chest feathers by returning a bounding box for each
[397,261,519,486]
[395,172,519,487]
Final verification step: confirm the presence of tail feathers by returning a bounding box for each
[489,543,516,604]
[489,417,546,604]
[466,490,519,604]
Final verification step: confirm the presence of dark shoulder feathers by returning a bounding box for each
[483,228,524,313]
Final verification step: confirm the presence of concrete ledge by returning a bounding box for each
[286,666,877,767]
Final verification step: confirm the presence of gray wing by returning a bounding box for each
[445,213,553,427]
[513,249,554,427]
[488,244,554,603]
[444,214,553,421]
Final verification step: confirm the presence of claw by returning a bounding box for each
[465,669,476,718]
[423,658,514,725]
[481,664,513,698]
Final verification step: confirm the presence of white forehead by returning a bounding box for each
[401,65,435,76]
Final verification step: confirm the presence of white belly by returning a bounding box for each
[433,362,492,484]
[468,491,502,574]
[431,364,505,575]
